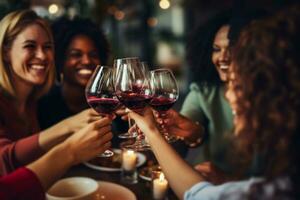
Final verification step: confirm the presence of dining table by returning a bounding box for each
[63,150,180,200]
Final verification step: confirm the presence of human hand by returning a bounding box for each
[127,107,160,137]
[194,162,227,185]
[115,106,128,121]
[63,117,113,165]
[154,109,203,139]
[63,108,102,133]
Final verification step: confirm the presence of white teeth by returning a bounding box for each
[78,69,92,75]
[31,65,45,70]
[220,65,229,69]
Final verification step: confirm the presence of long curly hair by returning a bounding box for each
[186,11,231,88]
[231,4,300,198]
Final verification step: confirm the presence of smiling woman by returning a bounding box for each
[158,11,235,175]
[0,10,111,176]
[8,23,54,87]
[0,10,55,174]
[37,17,127,149]
[0,10,55,99]
[37,17,111,129]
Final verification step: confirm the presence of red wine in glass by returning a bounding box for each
[117,91,152,112]
[85,65,118,157]
[87,95,120,115]
[114,57,152,150]
[150,69,179,142]
[149,96,177,112]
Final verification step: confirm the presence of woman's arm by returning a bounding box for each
[129,108,205,199]
[0,108,101,175]
[29,117,112,190]
[0,117,112,200]
[38,108,101,151]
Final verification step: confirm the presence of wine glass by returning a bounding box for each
[150,68,179,142]
[85,65,120,157]
[114,57,152,151]
[113,57,139,139]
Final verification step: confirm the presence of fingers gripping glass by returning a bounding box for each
[149,69,179,142]
[85,65,120,157]
[114,58,152,151]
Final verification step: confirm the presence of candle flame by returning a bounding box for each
[159,173,165,181]
[127,150,134,155]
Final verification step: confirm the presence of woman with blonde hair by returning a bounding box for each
[0,10,110,175]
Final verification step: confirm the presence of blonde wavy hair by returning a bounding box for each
[0,9,55,99]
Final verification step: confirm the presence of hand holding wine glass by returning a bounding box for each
[85,65,120,157]
[149,68,179,142]
[114,57,153,151]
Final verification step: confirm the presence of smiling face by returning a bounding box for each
[8,23,53,87]
[63,34,101,87]
[212,25,231,82]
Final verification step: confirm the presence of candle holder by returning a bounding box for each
[121,147,138,184]
[152,169,168,200]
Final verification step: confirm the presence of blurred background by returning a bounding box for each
[0,0,280,109]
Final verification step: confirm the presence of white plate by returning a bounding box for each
[84,149,146,172]
[96,181,136,200]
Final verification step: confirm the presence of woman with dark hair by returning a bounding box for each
[38,17,110,129]
[158,11,234,177]
[128,4,300,199]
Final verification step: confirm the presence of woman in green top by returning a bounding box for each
[158,11,234,182]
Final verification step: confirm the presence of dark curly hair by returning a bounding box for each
[51,17,110,81]
[186,11,231,88]
[231,4,300,199]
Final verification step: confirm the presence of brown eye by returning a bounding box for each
[89,51,99,59]
[68,51,82,58]
[24,44,35,49]
[43,44,53,51]
[212,46,220,52]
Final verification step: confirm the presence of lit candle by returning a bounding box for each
[122,149,137,171]
[153,172,168,199]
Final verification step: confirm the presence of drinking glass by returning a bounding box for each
[114,57,152,151]
[85,65,120,157]
[150,68,179,142]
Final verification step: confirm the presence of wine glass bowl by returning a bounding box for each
[85,65,119,157]
[114,57,152,150]
[150,68,179,142]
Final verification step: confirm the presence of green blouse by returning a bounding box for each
[180,83,234,172]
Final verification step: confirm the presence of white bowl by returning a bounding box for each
[47,177,99,200]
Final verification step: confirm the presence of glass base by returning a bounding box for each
[118,132,137,139]
[125,140,151,152]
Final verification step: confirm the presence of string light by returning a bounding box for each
[159,0,170,10]
[114,10,125,20]
[147,17,158,27]
[48,4,59,14]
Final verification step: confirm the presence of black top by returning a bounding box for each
[37,85,127,147]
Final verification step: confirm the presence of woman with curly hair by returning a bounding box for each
[128,4,300,200]
[37,17,127,148]
[156,11,235,178]
[38,17,110,129]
